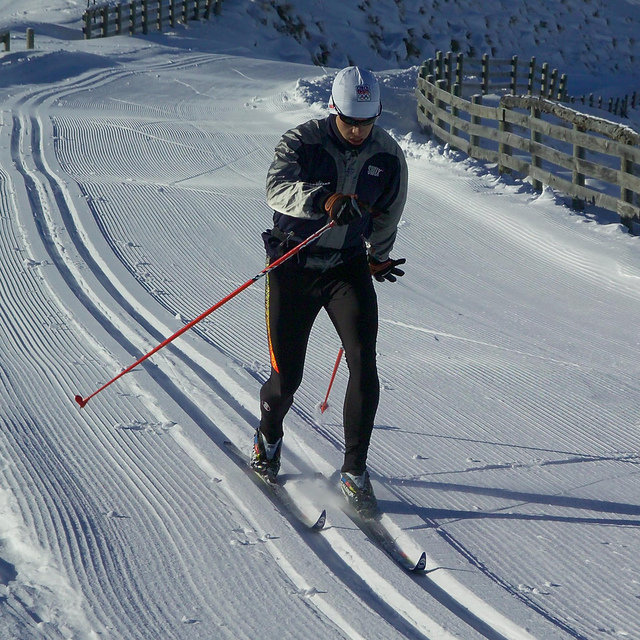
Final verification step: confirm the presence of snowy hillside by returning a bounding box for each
[223,0,640,91]
[3,0,640,95]
[0,1,639,639]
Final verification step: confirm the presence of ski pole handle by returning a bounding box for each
[75,220,336,408]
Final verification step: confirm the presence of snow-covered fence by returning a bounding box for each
[570,91,635,119]
[427,51,569,101]
[416,63,640,234]
[82,0,220,39]
[428,50,633,121]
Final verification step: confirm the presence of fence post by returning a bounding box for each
[445,51,454,91]
[435,50,443,80]
[84,11,92,39]
[527,57,536,95]
[423,73,435,132]
[426,57,435,77]
[158,0,163,30]
[116,3,123,34]
[510,55,518,95]
[142,0,149,34]
[416,63,433,132]
[100,5,108,37]
[170,0,177,27]
[455,53,464,90]
[549,68,558,100]
[451,83,460,142]
[470,94,482,150]
[558,74,568,101]
[498,108,511,174]
[130,1,137,34]
[540,62,549,97]
[621,148,634,206]
[194,0,201,20]
[620,146,637,232]
[530,105,543,191]
[481,54,489,94]
[572,124,585,210]
[26,28,34,49]
[435,79,447,134]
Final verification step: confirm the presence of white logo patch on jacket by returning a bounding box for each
[368,165,383,177]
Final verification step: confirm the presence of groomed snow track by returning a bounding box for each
[2,47,638,639]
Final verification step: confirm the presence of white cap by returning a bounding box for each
[329,66,381,119]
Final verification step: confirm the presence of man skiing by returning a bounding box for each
[251,66,408,518]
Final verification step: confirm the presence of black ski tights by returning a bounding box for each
[259,254,379,474]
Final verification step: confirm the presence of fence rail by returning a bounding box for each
[83,0,220,38]
[416,59,640,233]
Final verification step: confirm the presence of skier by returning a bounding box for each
[251,66,408,518]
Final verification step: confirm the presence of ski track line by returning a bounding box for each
[1,66,460,640]
[7,119,196,639]
[407,163,640,303]
[10,60,552,640]
[281,164,640,636]
[3,67,347,639]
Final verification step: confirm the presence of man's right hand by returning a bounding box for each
[324,193,362,225]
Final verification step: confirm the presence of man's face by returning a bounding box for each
[335,115,376,146]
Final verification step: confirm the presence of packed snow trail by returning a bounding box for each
[1,30,640,640]
[0,46,513,640]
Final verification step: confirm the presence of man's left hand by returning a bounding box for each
[369,257,406,282]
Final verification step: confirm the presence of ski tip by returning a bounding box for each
[412,551,427,572]
[312,509,327,530]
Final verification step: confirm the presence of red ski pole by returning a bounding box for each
[75,221,336,408]
[319,346,344,414]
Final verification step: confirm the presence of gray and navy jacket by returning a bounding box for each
[265,115,408,270]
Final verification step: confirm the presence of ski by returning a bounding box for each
[224,441,326,531]
[224,441,424,569]
[327,475,427,573]
[347,509,427,573]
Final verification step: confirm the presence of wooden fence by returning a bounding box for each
[83,0,220,39]
[0,29,37,51]
[426,51,569,101]
[428,50,634,120]
[416,58,640,234]
[570,91,636,119]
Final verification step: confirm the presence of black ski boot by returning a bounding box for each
[250,430,282,483]
[340,469,379,519]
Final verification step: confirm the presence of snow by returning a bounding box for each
[0,1,639,638]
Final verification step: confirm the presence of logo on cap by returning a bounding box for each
[356,84,372,102]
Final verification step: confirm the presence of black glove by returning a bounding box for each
[369,257,406,282]
[324,193,362,226]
